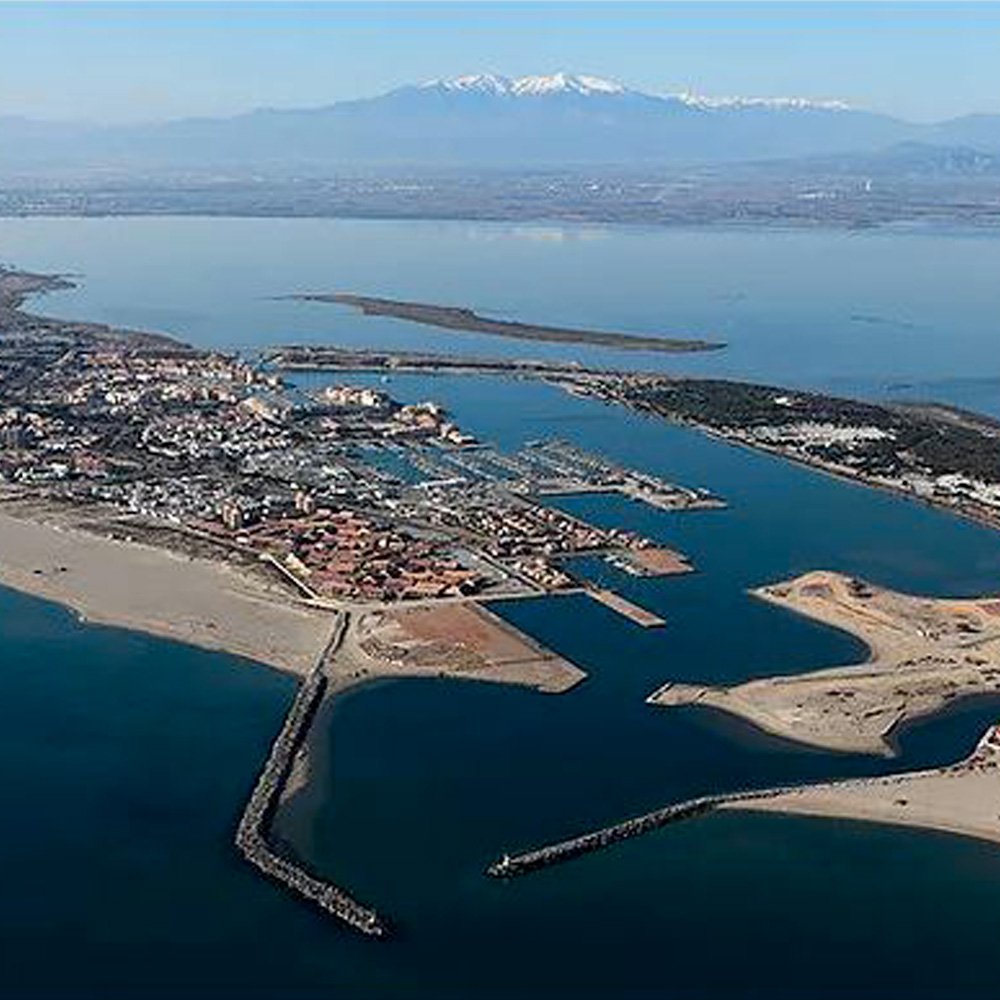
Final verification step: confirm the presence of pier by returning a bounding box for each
[487,787,789,878]
[235,613,386,937]
[585,587,666,627]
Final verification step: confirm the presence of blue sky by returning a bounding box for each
[3,2,1000,123]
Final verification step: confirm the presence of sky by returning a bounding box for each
[3,2,1000,124]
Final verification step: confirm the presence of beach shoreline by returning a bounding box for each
[722,723,1000,849]
[0,503,334,675]
[0,500,586,692]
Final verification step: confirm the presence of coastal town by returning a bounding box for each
[0,265,722,936]
[7,12,1000,994]
[0,268,713,616]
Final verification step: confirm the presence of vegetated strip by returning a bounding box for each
[263,344,634,376]
[600,376,1000,534]
[235,613,386,937]
[288,292,725,353]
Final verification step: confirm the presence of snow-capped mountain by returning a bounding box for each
[416,73,629,97]
[410,73,849,108]
[3,71,999,175]
[668,90,852,112]
[511,73,627,97]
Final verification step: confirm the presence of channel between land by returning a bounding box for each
[235,612,386,937]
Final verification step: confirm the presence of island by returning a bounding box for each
[287,292,726,353]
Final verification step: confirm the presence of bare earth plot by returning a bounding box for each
[337,602,585,693]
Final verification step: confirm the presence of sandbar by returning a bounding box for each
[293,292,725,354]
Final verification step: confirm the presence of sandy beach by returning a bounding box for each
[649,570,1000,756]
[723,723,1000,847]
[0,507,334,674]
[0,502,585,694]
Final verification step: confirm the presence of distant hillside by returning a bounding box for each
[3,72,1000,184]
[0,72,936,175]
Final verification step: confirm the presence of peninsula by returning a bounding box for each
[650,571,1000,756]
[289,292,725,353]
[592,375,1000,535]
[485,573,1000,878]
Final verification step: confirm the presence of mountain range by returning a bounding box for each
[4,72,1000,175]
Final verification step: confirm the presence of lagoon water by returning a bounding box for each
[3,218,1000,996]
[3,216,1000,412]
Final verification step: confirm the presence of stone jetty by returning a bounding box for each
[487,787,790,878]
[235,614,386,937]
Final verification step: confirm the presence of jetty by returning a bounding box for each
[585,587,665,627]
[235,613,386,937]
[487,786,790,879]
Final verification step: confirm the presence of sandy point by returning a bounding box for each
[331,601,586,694]
[722,722,1000,849]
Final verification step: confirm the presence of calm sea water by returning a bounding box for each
[2,217,1000,412]
[3,219,1000,996]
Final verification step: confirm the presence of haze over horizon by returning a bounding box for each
[4,2,1000,124]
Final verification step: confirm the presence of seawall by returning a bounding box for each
[235,614,386,937]
[487,786,791,878]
